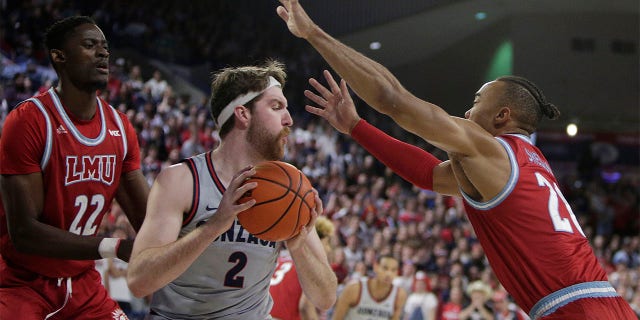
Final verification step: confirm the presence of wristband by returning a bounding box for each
[98,238,121,259]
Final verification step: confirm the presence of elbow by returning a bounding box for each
[316,293,337,312]
[127,272,153,298]
[371,81,404,116]
[9,226,36,254]
[316,279,338,311]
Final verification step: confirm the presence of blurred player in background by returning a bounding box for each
[332,255,408,320]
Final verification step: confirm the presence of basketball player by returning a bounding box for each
[276,1,636,319]
[269,216,335,320]
[127,60,337,319]
[332,255,407,320]
[0,16,149,319]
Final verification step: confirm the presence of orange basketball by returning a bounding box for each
[237,161,315,242]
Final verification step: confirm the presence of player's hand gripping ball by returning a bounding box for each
[238,161,315,241]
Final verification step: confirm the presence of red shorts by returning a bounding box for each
[0,258,127,320]
[541,296,636,320]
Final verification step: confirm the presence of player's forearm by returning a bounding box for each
[9,219,106,259]
[306,26,403,116]
[290,244,337,311]
[127,224,220,297]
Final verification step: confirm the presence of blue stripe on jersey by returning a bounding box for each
[461,136,519,210]
[529,281,619,319]
[28,98,53,170]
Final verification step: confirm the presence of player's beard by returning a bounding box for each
[247,120,290,161]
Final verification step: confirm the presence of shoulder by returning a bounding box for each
[7,99,45,120]
[395,286,408,302]
[340,280,362,301]
[155,163,191,184]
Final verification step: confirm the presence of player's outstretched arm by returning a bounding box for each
[305,71,460,196]
[277,0,483,159]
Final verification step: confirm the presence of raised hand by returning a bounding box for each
[276,0,317,39]
[304,70,361,134]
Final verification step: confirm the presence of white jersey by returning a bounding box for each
[345,279,399,320]
[148,152,281,320]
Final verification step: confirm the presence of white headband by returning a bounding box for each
[216,76,282,127]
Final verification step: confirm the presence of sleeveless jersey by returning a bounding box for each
[269,254,303,320]
[148,151,281,320]
[460,134,607,313]
[0,88,140,278]
[345,279,399,320]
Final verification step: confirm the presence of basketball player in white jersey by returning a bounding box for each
[333,255,408,320]
[127,60,337,319]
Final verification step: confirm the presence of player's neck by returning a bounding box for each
[54,84,98,120]
[369,278,393,297]
[210,141,259,185]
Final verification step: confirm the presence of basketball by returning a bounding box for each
[237,161,315,242]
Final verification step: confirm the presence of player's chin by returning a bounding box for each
[90,78,108,91]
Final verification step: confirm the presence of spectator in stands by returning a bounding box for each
[404,271,439,320]
[144,69,168,102]
[459,280,494,320]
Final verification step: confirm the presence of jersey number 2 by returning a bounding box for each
[535,172,585,236]
[69,194,105,235]
[224,252,247,288]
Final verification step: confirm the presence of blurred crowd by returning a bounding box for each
[1,1,638,319]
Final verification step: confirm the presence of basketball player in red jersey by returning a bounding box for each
[277,1,636,319]
[0,16,149,319]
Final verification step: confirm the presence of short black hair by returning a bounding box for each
[44,15,96,54]
[496,75,560,133]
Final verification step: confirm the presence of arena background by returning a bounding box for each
[1,1,638,319]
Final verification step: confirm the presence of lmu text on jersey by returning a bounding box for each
[65,155,117,186]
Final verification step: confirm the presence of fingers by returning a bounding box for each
[304,105,324,118]
[304,89,326,107]
[323,70,341,94]
[313,189,324,214]
[228,166,257,203]
[276,6,289,21]
[308,77,332,99]
[339,79,351,99]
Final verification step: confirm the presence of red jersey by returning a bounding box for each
[0,88,141,278]
[461,134,607,313]
[440,302,462,320]
[269,255,303,320]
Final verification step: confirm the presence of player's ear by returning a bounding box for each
[235,105,251,127]
[50,49,65,63]
[495,107,510,123]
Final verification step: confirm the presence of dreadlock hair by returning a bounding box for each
[209,59,287,138]
[496,75,561,134]
[44,16,97,70]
